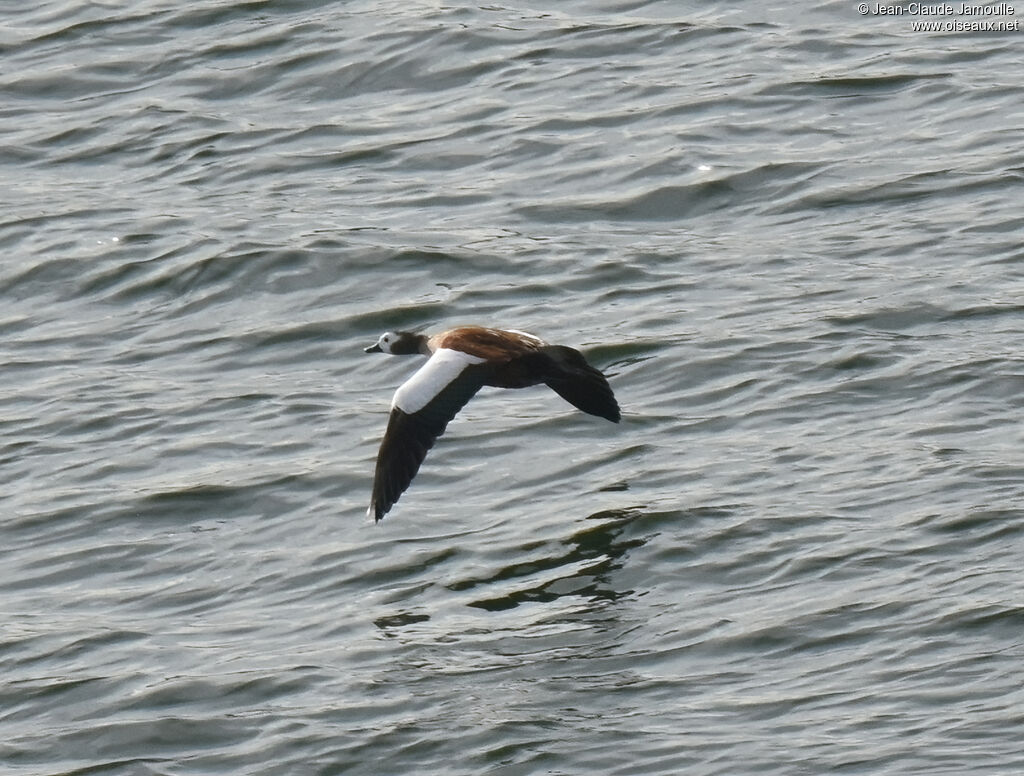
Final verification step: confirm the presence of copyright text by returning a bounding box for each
[857,2,1021,29]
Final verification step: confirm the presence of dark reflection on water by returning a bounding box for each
[454,507,647,611]
[375,612,431,630]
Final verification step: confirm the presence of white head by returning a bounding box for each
[364,330,423,355]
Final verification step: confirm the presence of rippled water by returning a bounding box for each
[3,2,1024,774]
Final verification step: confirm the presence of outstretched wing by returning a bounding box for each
[369,349,488,521]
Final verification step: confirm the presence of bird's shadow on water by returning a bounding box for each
[370,506,671,634]
[445,506,649,612]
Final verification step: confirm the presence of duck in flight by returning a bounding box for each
[364,326,620,521]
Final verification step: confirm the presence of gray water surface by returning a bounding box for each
[3,2,1024,774]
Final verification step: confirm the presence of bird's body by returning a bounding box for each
[364,326,620,521]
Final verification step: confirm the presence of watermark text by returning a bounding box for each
[857,2,1021,30]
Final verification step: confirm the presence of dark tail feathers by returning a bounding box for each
[541,345,620,423]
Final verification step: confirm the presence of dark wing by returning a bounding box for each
[369,352,488,521]
[540,345,621,422]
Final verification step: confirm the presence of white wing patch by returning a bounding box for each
[392,348,486,414]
